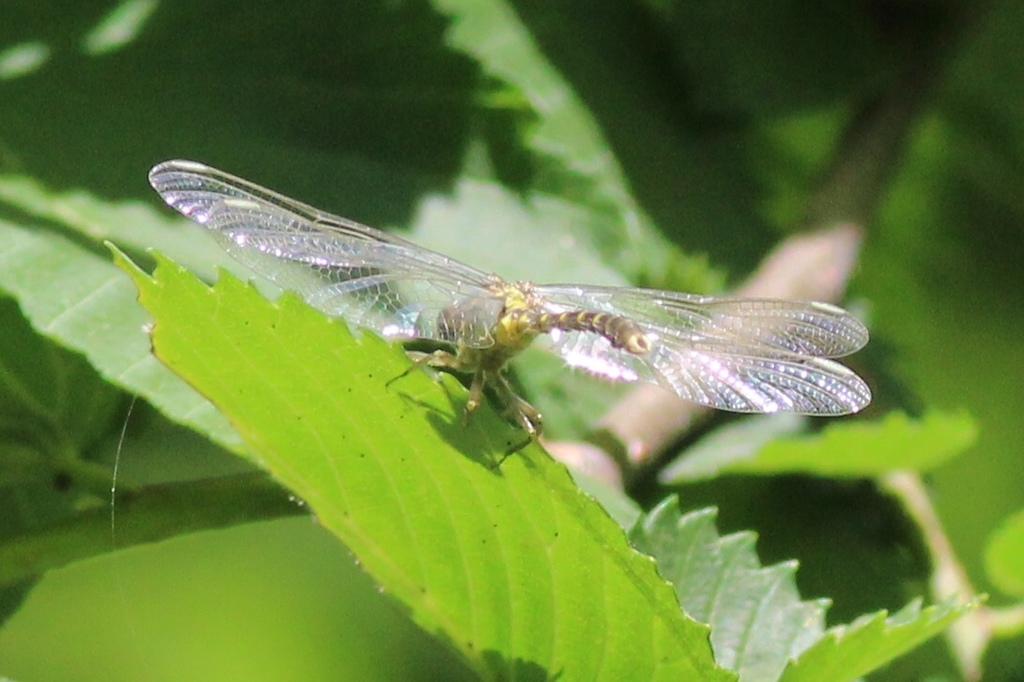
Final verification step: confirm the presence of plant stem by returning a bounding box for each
[881,471,986,680]
[0,472,302,588]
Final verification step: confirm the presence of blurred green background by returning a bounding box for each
[0,0,1023,679]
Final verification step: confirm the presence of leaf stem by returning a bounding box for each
[988,603,1024,639]
[0,473,301,588]
[881,471,985,680]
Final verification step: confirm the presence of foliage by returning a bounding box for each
[1,0,1023,680]
[661,411,978,483]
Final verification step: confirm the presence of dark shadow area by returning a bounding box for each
[416,390,536,473]
[481,650,557,682]
[386,369,511,471]
[505,1,941,275]
[668,474,930,625]
[0,580,34,628]
[505,1,775,274]
[0,0,482,230]
[393,340,542,470]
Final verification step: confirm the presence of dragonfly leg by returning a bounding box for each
[386,349,462,388]
[492,373,543,439]
[486,375,542,464]
[465,369,486,421]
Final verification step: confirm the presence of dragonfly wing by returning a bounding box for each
[543,330,871,415]
[645,337,871,414]
[533,283,871,415]
[149,160,501,346]
[534,284,868,358]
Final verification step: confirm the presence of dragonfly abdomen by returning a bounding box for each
[536,310,651,354]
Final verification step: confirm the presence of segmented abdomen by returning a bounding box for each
[535,310,651,354]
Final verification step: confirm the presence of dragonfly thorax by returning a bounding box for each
[434,293,506,348]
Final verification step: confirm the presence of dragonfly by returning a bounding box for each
[148,159,871,440]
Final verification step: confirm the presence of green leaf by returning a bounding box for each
[408,176,629,286]
[0,215,241,452]
[0,174,231,279]
[629,498,827,682]
[665,411,978,483]
[645,1,900,116]
[660,414,807,483]
[571,471,643,532]
[433,0,728,292]
[0,473,300,589]
[122,252,733,681]
[629,498,979,682]
[985,507,1024,597]
[0,295,122,545]
[780,598,979,682]
[0,296,119,457]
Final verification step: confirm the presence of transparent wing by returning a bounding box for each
[534,284,868,357]
[533,284,871,415]
[149,160,502,346]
